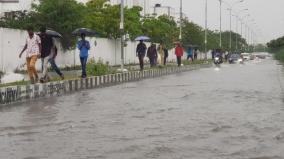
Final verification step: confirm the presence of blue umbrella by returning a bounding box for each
[135,36,150,41]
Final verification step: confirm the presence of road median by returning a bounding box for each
[0,62,212,106]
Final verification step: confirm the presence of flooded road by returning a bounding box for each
[1,59,284,159]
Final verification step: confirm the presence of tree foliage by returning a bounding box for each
[267,36,284,49]
[0,0,249,52]
[142,15,178,48]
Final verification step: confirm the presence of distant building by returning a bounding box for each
[152,4,175,17]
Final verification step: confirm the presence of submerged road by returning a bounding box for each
[0,58,284,159]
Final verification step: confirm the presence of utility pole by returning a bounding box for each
[229,8,232,52]
[120,0,125,72]
[219,0,222,48]
[0,2,3,72]
[235,15,238,52]
[179,0,182,40]
[205,0,208,59]
[144,0,146,16]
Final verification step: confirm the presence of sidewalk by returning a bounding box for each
[0,60,209,88]
[0,60,212,105]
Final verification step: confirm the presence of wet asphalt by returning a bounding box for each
[0,58,284,159]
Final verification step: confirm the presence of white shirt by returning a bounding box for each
[26,34,41,57]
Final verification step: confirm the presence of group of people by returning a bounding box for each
[136,41,185,70]
[19,26,90,84]
[19,27,195,83]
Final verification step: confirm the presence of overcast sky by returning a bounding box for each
[148,0,284,43]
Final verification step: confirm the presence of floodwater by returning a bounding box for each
[1,58,284,159]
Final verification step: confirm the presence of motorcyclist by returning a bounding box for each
[214,49,223,63]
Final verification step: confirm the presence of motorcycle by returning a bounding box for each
[214,56,222,65]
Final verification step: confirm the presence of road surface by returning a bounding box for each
[0,58,284,159]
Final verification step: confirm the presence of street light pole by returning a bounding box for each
[224,0,244,52]
[0,3,3,72]
[179,0,182,40]
[120,0,125,72]
[234,9,248,53]
[235,15,238,52]
[219,0,222,48]
[205,0,208,59]
[229,8,232,52]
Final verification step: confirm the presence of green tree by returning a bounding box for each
[85,1,142,39]
[142,15,178,48]
[181,19,203,50]
[0,0,86,49]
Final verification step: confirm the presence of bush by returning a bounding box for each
[86,58,110,76]
[274,49,284,63]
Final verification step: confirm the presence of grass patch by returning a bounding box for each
[183,59,211,65]
[0,80,28,88]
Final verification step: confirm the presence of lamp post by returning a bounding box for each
[224,0,244,53]
[234,9,248,52]
[179,0,182,40]
[239,14,249,52]
[120,0,125,72]
[204,0,208,59]
[219,0,222,48]
[246,19,255,51]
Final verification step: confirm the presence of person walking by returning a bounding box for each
[194,48,198,60]
[49,44,64,80]
[163,46,169,65]
[211,49,216,60]
[77,33,90,78]
[175,43,184,67]
[147,43,157,67]
[136,40,147,71]
[186,47,193,61]
[158,43,165,66]
[39,26,53,82]
[19,26,41,84]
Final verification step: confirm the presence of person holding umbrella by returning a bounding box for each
[39,26,64,82]
[136,40,147,71]
[39,26,53,82]
[77,33,90,78]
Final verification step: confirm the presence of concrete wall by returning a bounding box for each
[0,28,185,72]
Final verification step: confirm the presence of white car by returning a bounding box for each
[241,53,250,61]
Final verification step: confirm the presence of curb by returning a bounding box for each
[0,63,211,106]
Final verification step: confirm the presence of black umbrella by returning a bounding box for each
[46,30,62,38]
[72,28,97,36]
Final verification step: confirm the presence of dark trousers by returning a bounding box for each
[49,58,63,76]
[138,55,144,70]
[149,57,155,67]
[194,54,197,60]
[177,56,182,66]
[187,55,193,61]
[164,56,167,65]
[80,56,88,78]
